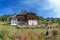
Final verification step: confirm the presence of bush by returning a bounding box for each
[52,28,58,36]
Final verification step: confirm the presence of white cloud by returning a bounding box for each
[2,0,60,17]
[21,0,60,18]
[22,0,50,10]
[47,0,60,17]
[21,0,41,7]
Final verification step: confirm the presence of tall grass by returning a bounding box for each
[0,22,60,40]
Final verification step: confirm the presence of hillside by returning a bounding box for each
[0,14,60,25]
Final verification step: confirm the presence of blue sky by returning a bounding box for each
[0,0,60,18]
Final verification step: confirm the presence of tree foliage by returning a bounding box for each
[0,14,14,21]
[37,16,60,24]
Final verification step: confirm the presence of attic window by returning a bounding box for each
[29,17,31,19]
[29,17,33,20]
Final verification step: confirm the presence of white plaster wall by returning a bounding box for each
[28,20,32,25]
[11,19,18,25]
[33,20,37,25]
[28,20,37,25]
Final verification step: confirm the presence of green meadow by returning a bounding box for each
[0,21,60,40]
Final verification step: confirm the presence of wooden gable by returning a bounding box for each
[26,11,37,20]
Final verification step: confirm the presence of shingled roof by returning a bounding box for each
[17,10,27,15]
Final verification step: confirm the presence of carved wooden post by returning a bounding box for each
[46,23,50,36]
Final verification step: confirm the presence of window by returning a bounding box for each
[29,17,31,19]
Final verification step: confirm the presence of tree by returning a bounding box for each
[0,14,14,21]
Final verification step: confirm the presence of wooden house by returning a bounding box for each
[10,10,37,25]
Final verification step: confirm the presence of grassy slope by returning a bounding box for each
[0,21,53,35]
[0,22,60,40]
[0,21,54,32]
